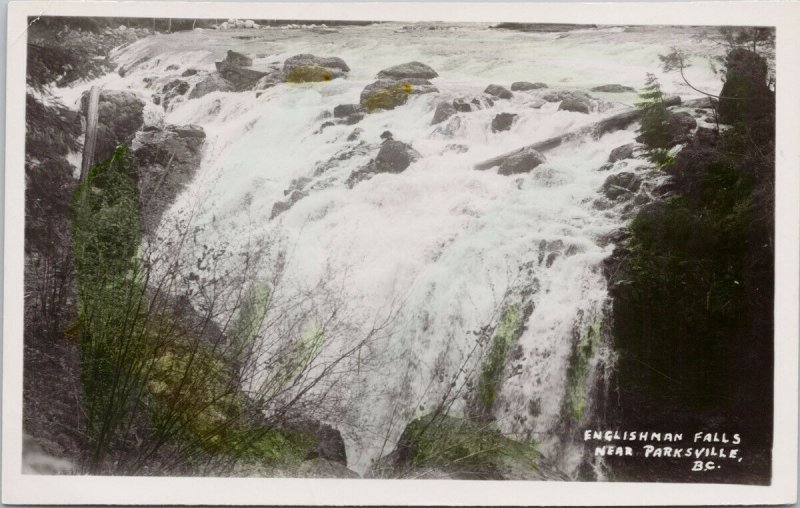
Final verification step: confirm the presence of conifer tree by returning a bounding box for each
[636,73,673,166]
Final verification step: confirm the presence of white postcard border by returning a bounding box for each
[3,1,798,505]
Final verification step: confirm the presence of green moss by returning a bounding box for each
[362,81,414,112]
[476,304,521,411]
[565,318,603,421]
[285,65,334,83]
[403,413,537,473]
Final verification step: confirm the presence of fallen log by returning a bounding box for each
[474,96,681,171]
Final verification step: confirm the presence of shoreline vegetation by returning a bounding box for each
[23,17,774,483]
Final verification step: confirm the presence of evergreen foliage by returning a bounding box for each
[635,73,673,166]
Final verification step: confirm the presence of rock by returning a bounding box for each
[181,68,199,77]
[271,190,308,219]
[165,64,180,71]
[160,79,190,110]
[360,78,438,112]
[446,143,469,153]
[80,89,145,163]
[432,102,456,125]
[376,61,439,80]
[542,89,591,103]
[375,140,421,173]
[380,130,393,140]
[491,112,518,132]
[215,60,268,91]
[189,73,235,98]
[666,111,697,145]
[346,128,363,141]
[284,54,350,73]
[453,99,472,112]
[694,126,718,146]
[590,84,636,93]
[608,143,636,163]
[254,70,285,90]
[224,50,253,67]
[333,104,363,118]
[244,20,255,29]
[602,171,641,200]
[283,54,350,82]
[484,84,513,100]
[559,97,591,113]
[132,124,206,233]
[342,112,364,125]
[511,81,548,91]
[497,146,546,175]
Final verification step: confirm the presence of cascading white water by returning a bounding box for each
[57,23,724,476]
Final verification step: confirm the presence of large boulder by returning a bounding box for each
[559,97,591,113]
[347,140,421,186]
[132,124,206,233]
[283,54,350,83]
[601,171,641,200]
[497,146,546,175]
[360,78,438,112]
[608,143,637,163]
[375,139,421,173]
[491,112,518,132]
[333,103,363,118]
[215,60,268,91]
[80,89,145,163]
[377,61,438,80]
[189,73,235,98]
[224,50,253,67]
[666,111,697,145]
[590,84,635,93]
[484,84,513,100]
[511,81,548,91]
[431,101,456,125]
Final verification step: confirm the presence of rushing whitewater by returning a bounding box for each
[57,23,724,476]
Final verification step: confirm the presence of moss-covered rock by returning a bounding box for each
[360,78,438,112]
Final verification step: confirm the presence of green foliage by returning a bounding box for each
[476,304,521,410]
[403,413,537,474]
[617,153,755,407]
[70,146,314,471]
[565,318,603,420]
[636,73,673,165]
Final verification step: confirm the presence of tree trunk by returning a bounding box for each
[80,86,101,181]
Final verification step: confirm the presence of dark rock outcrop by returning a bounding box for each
[601,171,641,200]
[665,111,697,145]
[132,124,206,233]
[254,70,286,90]
[484,84,512,100]
[491,112,518,132]
[432,102,457,125]
[334,104,363,118]
[542,89,591,103]
[497,146,546,175]
[215,61,267,91]
[559,97,591,113]
[511,81,548,91]
[608,143,637,163]
[224,50,253,68]
[181,68,199,77]
[189,73,235,98]
[80,89,145,163]
[377,61,438,80]
[160,79,190,110]
[590,84,635,93]
[347,139,421,185]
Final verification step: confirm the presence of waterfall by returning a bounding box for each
[56,23,724,477]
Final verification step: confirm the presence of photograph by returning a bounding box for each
[4,1,798,505]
